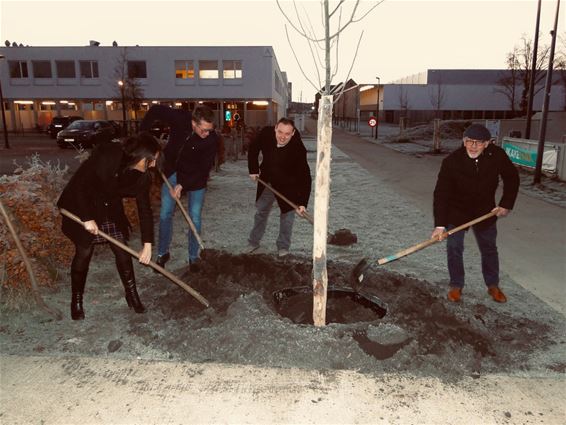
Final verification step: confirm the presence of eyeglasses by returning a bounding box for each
[464,139,488,147]
[196,122,215,134]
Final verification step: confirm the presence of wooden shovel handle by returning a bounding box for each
[377,211,497,265]
[59,208,210,308]
[160,171,205,250]
[257,177,314,224]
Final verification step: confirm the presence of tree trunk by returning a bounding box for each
[312,95,333,327]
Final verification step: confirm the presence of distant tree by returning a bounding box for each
[496,35,550,116]
[398,85,410,119]
[112,47,145,122]
[555,32,566,111]
[428,76,446,119]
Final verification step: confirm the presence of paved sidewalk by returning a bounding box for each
[2,354,565,424]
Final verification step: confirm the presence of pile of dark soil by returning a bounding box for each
[1,249,557,382]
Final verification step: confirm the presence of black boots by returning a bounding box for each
[70,269,88,320]
[117,260,146,314]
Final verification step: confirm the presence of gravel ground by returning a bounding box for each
[1,134,564,385]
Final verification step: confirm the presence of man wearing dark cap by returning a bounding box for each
[432,123,519,303]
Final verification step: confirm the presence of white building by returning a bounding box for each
[0,44,290,131]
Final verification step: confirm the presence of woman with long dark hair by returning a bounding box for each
[57,133,162,320]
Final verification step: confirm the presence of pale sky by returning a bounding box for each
[1,0,563,102]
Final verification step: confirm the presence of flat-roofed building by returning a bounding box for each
[0,44,289,132]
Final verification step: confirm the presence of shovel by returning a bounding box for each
[160,170,205,251]
[257,178,357,246]
[351,211,497,288]
[59,208,210,308]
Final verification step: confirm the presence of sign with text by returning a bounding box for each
[502,138,558,173]
[368,116,377,127]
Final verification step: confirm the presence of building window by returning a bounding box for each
[175,60,194,79]
[223,60,242,79]
[80,61,99,78]
[128,61,147,78]
[56,61,75,78]
[8,61,28,78]
[199,60,219,79]
[32,61,52,78]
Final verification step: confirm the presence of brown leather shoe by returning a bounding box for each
[447,287,462,302]
[488,286,507,303]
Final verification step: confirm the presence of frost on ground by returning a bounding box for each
[0,139,564,383]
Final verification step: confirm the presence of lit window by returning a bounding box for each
[223,60,242,79]
[32,61,52,78]
[127,61,147,78]
[175,60,195,79]
[8,61,28,78]
[199,60,219,79]
[56,61,75,78]
[80,61,99,78]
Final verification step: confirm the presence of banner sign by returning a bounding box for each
[502,138,558,173]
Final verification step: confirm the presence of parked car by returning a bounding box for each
[47,115,83,139]
[56,120,116,149]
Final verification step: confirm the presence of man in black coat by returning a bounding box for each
[246,117,312,257]
[432,123,519,303]
[140,104,218,272]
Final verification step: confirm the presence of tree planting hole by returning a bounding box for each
[273,286,387,325]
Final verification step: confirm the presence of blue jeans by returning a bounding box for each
[158,173,206,263]
[446,222,499,288]
[248,189,295,250]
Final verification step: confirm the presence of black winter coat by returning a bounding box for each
[433,144,519,229]
[248,126,312,213]
[57,143,154,247]
[140,105,218,191]
[140,105,192,178]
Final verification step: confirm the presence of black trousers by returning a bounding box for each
[71,241,133,287]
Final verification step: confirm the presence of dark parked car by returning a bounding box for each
[56,120,117,149]
[47,115,83,139]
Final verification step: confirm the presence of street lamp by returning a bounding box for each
[118,80,127,136]
[374,76,380,140]
[0,54,10,149]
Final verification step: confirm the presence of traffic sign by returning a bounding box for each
[368,116,377,127]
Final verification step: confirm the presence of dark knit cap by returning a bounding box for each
[463,124,492,141]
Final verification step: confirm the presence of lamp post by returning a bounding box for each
[118,80,127,136]
[374,76,380,140]
[0,54,10,149]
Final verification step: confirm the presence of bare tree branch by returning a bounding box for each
[328,0,346,18]
[330,7,343,81]
[333,31,364,104]
[276,0,323,42]
[284,25,321,92]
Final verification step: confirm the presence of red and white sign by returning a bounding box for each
[368,116,377,127]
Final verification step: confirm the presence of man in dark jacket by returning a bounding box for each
[432,123,519,303]
[246,117,312,257]
[140,104,218,272]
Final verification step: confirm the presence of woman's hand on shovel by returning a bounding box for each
[296,205,306,217]
[84,220,99,235]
